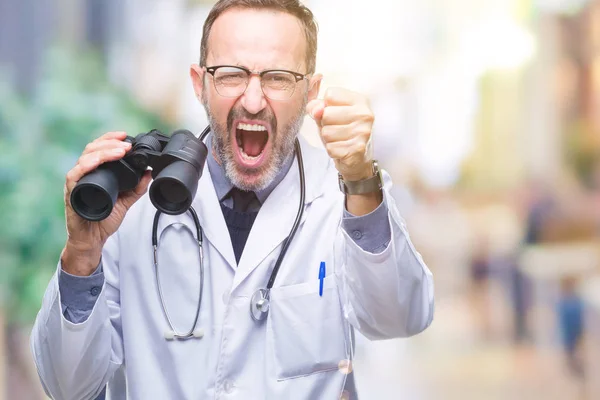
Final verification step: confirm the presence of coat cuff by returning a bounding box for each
[58,261,104,323]
[342,199,391,254]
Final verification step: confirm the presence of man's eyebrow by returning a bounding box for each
[230,62,301,71]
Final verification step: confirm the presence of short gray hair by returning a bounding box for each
[200,0,318,73]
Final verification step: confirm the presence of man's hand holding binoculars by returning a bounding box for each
[62,131,152,276]
[61,129,208,276]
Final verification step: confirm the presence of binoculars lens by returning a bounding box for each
[71,169,119,221]
[150,161,199,215]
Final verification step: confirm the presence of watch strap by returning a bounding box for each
[338,161,383,195]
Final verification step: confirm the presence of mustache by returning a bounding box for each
[226,106,277,135]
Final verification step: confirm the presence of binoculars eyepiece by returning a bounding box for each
[71,129,208,221]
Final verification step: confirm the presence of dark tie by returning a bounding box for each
[230,187,258,212]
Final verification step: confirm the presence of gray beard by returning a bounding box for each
[203,95,307,192]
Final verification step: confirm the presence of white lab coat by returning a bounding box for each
[31,137,434,400]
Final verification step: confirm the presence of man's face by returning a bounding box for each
[191,8,321,191]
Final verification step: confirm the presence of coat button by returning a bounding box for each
[223,380,234,393]
[90,286,101,296]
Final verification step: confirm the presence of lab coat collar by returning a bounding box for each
[232,135,331,290]
[191,134,332,284]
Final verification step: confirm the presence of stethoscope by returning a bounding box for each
[152,126,305,340]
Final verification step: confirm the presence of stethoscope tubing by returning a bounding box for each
[152,207,204,339]
[266,139,305,290]
[151,126,306,333]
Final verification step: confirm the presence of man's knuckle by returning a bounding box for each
[358,108,374,122]
[321,126,333,141]
[322,107,334,124]
[324,87,335,101]
[78,154,89,165]
[77,152,87,164]
[66,171,74,183]
[356,124,371,137]
[356,141,366,154]
[325,142,336,154]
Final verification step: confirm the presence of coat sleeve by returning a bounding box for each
[30,232,124,400]
[335,170,434,340]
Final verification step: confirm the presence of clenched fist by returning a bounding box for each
[306,87,374,182]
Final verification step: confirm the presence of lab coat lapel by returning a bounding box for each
[232,137,330,291]
[191,166,238,271]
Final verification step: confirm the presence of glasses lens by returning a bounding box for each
[262,71,296,100]
[213,67,248,97]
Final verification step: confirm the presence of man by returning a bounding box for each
[31,1,434,399]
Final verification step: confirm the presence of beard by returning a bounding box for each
[202,92,307,192]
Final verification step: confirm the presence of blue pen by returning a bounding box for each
[319,261,326,297]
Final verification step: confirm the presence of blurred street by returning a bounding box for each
[354,282,585,400]
[348,184,595,400]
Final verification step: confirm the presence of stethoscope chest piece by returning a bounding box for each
[250,289,270,321]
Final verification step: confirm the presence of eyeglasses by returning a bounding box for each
[204,65,310,100]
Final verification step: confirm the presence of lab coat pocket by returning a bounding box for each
[269,275,348,381]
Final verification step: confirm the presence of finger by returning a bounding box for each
[77,148,128,173]
[306,99,325,125]
[120,170,152,210]
[82,139,131,156]
[133,170,153,196]
[321,105,363,127]
[324,87,364,107]
[320,124,353,144]
[66,148,127,193]
[324,138,367,162]
[92,131,128,144]
[324,140,352,161]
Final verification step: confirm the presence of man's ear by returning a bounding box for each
[190,64,205,102]
[307,73,323,102]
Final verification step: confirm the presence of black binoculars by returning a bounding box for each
[71,129,208,221]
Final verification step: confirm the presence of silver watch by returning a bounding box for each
[338,160,383,195]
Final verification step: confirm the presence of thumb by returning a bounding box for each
[120,170,152,210]
[306,99,325,127]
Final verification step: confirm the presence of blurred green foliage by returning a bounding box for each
[0,46,173,324]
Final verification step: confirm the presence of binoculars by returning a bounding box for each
[71,129,208,221]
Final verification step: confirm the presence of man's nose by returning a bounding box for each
[241,76,267,115]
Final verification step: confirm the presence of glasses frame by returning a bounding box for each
[204,65,310,100]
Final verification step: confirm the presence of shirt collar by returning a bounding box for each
[206,133,294,204]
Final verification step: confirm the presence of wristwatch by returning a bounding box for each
[338,160,383,195]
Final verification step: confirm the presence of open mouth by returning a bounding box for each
[234,122,270,165]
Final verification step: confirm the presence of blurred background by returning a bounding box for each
[2,0,600,398]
